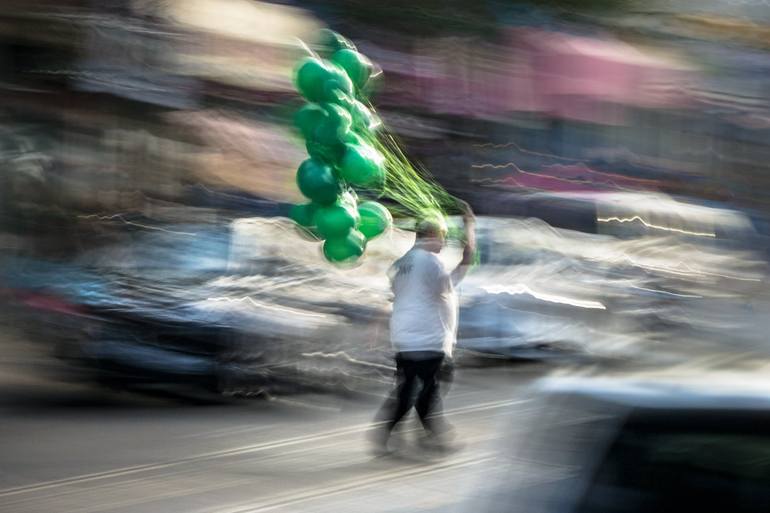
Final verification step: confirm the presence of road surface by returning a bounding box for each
[0,355,546,513]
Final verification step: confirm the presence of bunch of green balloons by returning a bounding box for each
[289,30,392,264]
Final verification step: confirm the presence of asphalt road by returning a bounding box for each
[0,358,546,513]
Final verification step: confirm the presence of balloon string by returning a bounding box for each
[370,127,463,224]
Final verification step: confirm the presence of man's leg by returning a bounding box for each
[414,355,447,434]
[372,354,417,453]
[386,354,418,432]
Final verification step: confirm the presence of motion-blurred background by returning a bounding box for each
[2,1,770,512]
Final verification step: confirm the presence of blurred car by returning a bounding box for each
[454,194,766,360]
[1,218,398,397]
[468,189,765,247]
[472,371,770,513]
[2,201,765,395]
[4,214,597,396]
[2,224,246,395]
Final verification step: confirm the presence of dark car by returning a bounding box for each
[473,372,770,513]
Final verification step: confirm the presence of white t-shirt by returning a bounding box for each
[388,247,458,356]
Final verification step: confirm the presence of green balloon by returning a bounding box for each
[331,49,373,90]
[340,143,385,188]
[324,103,352,133]
[327,89,353,109]
[296,158,340,205]
[306,138,345,165]
[357,201,392,240]
[313,121,341,147]
[289,202,319,227]
[323,229,366,263]
[348,99,378,132]
[295,58,353,103]
[294,58,330,102]
[293,104,326,140]
[318,29,356,56]
[322,72,354,103]
[344,131,367,147]
[312,103,352,146]
[314,200,359,239]
[326,92,380,131]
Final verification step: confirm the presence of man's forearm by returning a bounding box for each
[451,216,476,285]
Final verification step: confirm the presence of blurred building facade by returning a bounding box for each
[0,0,769,255]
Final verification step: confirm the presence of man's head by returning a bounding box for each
[415,216,448,253]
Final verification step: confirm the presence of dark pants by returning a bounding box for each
[377,351,447,434]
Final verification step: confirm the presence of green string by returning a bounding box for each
[365,122,464,228]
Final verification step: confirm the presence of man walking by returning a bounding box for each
[373,206,476,453]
